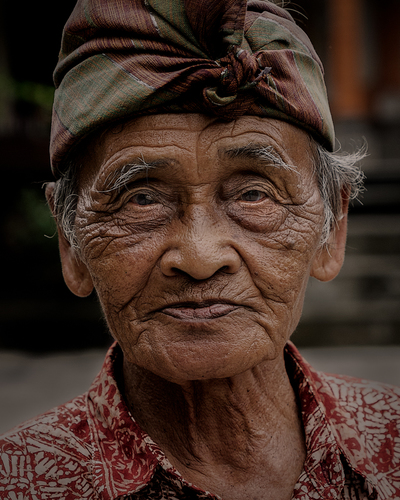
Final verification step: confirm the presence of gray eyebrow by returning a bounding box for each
[101,144,296,194]
[101,157,171,193]
[220,144,297,173]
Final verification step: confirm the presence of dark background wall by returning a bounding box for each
[0,0,399,351]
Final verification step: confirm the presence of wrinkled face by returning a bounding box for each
[59,114,346,383]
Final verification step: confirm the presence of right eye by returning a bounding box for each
[240,190,268,202]
[130,193,157,205]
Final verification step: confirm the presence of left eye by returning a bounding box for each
[130,193,156,205]
[240,190,267,202]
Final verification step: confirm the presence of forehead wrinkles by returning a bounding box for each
[197,118,288,157]
[189,120,297,182]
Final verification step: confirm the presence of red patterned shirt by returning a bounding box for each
[1,342,399,499]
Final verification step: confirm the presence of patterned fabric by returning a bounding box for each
[50,0,334,177]
[1,341,399,499]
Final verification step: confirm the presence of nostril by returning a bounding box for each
[167,265,233,281]
[170,267,188,277]
[170,267,216,281]
[160,245,241,280]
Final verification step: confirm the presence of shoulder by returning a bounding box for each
[0,393,96,499]
[287,341,400,497]
[316,371,400,497]
[287,342,400,436]
[318,370,400,427]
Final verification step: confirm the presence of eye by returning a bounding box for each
[130,193,157,205]
[240,190,267,202]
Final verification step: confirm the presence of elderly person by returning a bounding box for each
[1,0,400,498]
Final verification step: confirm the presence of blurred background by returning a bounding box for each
[0,0,399,431]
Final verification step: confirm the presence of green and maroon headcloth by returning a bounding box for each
[51,0,334,177]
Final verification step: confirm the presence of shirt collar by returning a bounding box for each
[85,341,378,499]
[86,343,164,499]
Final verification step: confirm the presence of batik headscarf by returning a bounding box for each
[51,0,334,176]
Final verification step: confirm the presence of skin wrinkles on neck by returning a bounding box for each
[123,350,306,495]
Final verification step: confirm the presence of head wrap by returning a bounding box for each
[51,0,334,177]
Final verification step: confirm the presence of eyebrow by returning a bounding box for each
[100,144,296,194]
[100,158,172,193]
[220,144,296,172]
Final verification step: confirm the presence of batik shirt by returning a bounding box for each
[1,341,399,499]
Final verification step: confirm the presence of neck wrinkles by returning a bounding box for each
[122,353,305,475]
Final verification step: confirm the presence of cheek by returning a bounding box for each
[236,206,324,305]
[77,221,166,310]
[238,247,313,348]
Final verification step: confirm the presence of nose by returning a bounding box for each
[160,209,241,280]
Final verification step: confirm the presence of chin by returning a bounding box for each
[116,314,286,383]
[128,339,275,384]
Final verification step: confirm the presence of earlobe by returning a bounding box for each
[57,231,94,297]
[46,182,94,298]
[310,214,348,282]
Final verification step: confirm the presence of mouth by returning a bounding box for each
[159,300,240,320]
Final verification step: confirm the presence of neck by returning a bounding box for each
[122,353,305,492]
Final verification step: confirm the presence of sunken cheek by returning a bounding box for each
[78,215,169,297]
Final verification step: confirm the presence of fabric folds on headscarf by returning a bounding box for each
[51,0,334,176]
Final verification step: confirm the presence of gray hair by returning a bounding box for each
[312,141,366,245]
[50,139,366,250]
[51,162,80,249]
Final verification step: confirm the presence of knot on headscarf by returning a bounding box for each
[204,47,272,107]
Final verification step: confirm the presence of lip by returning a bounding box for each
[159,301,240,320]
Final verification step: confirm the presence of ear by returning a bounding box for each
[310,191,350,282]
[46,182,94,297]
